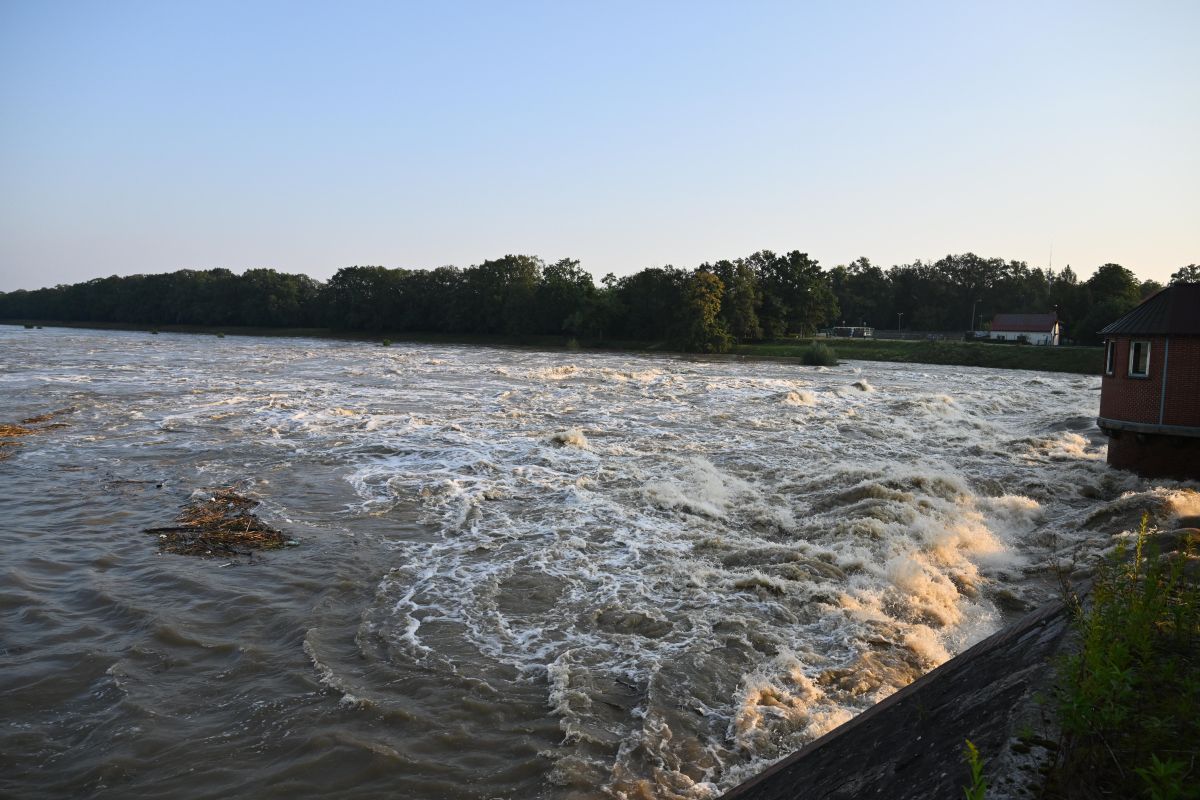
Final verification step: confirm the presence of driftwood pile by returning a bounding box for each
[145,488,289,556]
[0,408,74,461]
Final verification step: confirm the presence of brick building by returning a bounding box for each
[1097,282,1200,479]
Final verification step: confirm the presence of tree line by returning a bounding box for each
[2,254,1195,352]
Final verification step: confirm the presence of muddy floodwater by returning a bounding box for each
[1,327,1191,799]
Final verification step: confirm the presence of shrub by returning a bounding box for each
[801,342,838,366]
[381,338,391,347]
[1051,514,1200,798]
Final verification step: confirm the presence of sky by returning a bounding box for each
[1,0,1197,292]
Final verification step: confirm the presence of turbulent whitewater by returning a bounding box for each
[1,328,1190,799]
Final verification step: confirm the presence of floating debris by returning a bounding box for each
[0,424,36,438]
[0,407,76,461]
[144,488,289,557]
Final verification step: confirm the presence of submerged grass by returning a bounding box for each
[145,488,290,557]
[1049,515,1200,799]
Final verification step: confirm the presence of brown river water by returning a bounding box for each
[2,327,1194,799]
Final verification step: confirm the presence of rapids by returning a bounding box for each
[1,327,1192,799]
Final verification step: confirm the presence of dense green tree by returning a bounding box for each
[935,252,1000,327]
[888,260,947,330]
[993,262,1052,317]
[325,266,405,330]
[611,266,686,341]
[238,268,321,327]
[1071,264,1142,344]
[1076,299,1133,344]
[535,258,595,335]
[1170,264,1200,284]
[751,250,838,336]
[400,266,462,332]
[455,255,543,336]
[1139,279,1164,299]
[1085,263,1141,307]
[673,270,732,353]
[708,259,763,342]
[0,250,1178,353]
[829,257,891,328]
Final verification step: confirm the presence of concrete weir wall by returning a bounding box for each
[720,600,1071,800]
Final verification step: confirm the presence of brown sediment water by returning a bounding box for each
[0,326,1188,799]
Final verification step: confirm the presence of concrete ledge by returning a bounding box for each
[720,600,1071,800]
[1097,416,1200,438]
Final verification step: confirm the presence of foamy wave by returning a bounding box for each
[551,428,590,449]
[644,457,753,518]
[730,653,828,751]
[780,390,816,407]
[271,344,1115,798]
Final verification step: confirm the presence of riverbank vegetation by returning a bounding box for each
[3,254,1195,355]
[737,338,1104,374]
[800,342,838,366]
[1049,517,1200,799]
[5,320,1107,374]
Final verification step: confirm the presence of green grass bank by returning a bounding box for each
[4,321,1104,375]
[736,337,1104,375]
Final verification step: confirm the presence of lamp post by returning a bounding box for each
[897,312,904,336]
[970,299,980,334]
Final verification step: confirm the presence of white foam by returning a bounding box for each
[550,428,590,449]
[23,331,1120,799]
[780,390,816,407]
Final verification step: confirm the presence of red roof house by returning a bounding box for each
[1097,282,1200,479]
[988,312,1061,345]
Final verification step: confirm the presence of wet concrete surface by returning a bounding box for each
[720,600,1072,800]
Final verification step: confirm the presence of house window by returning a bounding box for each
[1128,340,1151,377]
[1105,341,1116,375]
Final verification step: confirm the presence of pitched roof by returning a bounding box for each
[990,312,1058,332]
[1099,282,1200,336]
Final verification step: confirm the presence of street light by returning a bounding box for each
[897,312,904,336]
[970,298,981,333]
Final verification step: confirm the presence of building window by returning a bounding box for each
[1105,340,1116,375]
[1129,340,1151,377]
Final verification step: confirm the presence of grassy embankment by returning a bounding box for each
[735,337,1104,375]
[1046,518,1200,799]
[4,320,1104,375]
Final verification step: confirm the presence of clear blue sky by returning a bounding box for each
[2,0,1197,292]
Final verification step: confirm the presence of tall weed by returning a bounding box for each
[1052,514,1200,798]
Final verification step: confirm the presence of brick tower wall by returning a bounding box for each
[1162,337,1200,427]
[1099,336,1166,424]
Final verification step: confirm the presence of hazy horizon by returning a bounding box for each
[3,1,1197,293]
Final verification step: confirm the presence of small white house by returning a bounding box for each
[988,313,1061,346]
